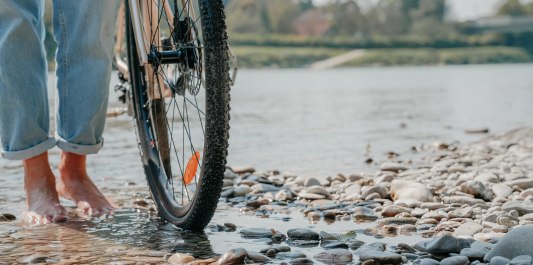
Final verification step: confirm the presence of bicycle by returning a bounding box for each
[112,0,236,231]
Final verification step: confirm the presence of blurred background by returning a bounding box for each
[39,0,533,176]
[42,0,533,68]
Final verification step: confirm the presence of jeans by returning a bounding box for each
[0,0,120,160]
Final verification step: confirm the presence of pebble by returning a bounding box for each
[414,235,471,254]
[233,185,252,196]
[231,166,255,174]
[359,250,402,265]
[304,177,321,187]
[0,213,16,222]
[167,253,194,264]
[305,186,330,197]
[501,200,533,214]
[510,255,533,264]
[349,240,365,251]
[459,241,493,260]
[390,180,433,202]
[381,205,412,217]
[239,228,273,238]
[380,162,409,173]
[216,248,247,265]
[440,255,469,265]
[362,185,388,199]
[484,225,533,261]
[507,178,533,189]
[416,258,440,265]
[313,249,353,264]
[287,228,319,241]
[321,240,348,249]
[490,256,511,265]
[17,254,48,264]
[276,190,293,201]
[298,192,326,200]
[453,222,484,237]
[492,183,513,198]
[246,251,271,262]
[290,258,314,264]
[278,252,307,259]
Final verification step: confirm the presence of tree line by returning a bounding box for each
[226,0,533,37]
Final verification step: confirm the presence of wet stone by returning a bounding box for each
[290,258,314,265]
[320,240,349,249]
[239,228,273,238]
[246,251,271,262]
[319,231,338,240]
[440,255,469,265]
[313,249,353,264]
[216,248,247,265]
[289,240,320,247]
[360,250,403,265]
[266,249,277,257]
[378,217,418,226]
[349,240,365,251]
[277,252,307,259]
[414,235,471,254]
[17,254,48,264]
[287,228,319,241]
[0,213,16,222]
[416,258,440,265]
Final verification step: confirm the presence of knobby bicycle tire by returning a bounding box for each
[125,0,230,231]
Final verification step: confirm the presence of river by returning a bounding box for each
[1,64,532,263]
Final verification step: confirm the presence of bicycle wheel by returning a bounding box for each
[125,0,230,231]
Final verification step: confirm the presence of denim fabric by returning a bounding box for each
[0,0,119,160]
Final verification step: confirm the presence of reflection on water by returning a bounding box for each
[1,65,533,263]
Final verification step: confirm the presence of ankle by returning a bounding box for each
[23,152,57,201]
[23,152,54,183]
[59,152,88,178]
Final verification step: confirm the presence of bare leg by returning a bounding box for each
[56,152,115,216]
[23,152,67,224]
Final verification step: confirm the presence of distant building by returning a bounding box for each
[293,9,331,36]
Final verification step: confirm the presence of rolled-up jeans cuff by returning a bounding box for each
[1,137,57,160]
[56,135,104,155]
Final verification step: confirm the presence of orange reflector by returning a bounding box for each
[183,151,200,185]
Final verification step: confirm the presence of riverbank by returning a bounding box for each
[1,128,533,264]
[232,46,531,69]
[200,127,533,264]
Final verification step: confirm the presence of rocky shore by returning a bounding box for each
[2,128,533,264]
[193,128,533,264]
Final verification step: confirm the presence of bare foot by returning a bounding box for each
[57,152,115,217]
[23,152,67,224]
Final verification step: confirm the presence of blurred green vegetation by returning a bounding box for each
[342,47,531,67]
[41,0,533,68]
[233,46,348,68]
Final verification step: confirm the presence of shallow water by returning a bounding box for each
[1,64,533,263]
